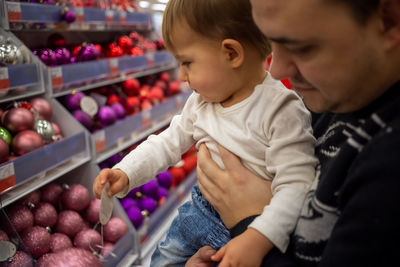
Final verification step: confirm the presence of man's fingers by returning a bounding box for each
[217,144,241,171]
[211,246,225,262]
[197,144,224,179]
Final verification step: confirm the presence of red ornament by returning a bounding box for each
[168,80,182,96]
[149,86,164,103]
[122,78,140,96]
[159,72,170,83]
[21,226,51,258]
[106,94,121,105]
[118,36,133,54]
[50,233,72,253]
[138,87,150,102]
[106,43,123,58]
[61,184,90,212]
[130,47,143,56]
[0,138,9,164]
[154,80,167,91]
[103,217,128,243]
[72,45,82,57]
[17,102,34,111]
[140,99,153,111]
[169,167,186,187]
[182,155,197,174]
[123,96,140,114]
[12,130,44,156]
[55,210,85,238]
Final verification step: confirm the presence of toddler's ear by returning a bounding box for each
[221,39,245,68]
[380,0,400,51]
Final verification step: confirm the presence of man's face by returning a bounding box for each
[250,0,387,113]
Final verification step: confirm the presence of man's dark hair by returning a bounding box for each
[333,0,379,24]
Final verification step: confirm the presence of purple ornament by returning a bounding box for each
[3,250,33,267]
[7,205,34,233]
[18,190,41,208]
[40,182,63,205]
[84,198,100,224]
[156,170,173,189]
[50,233,72,253]
[73,229,102,253]
[106,153,123,166]
[156,186,169,201]
[61,184,90,212]
[64,10,76,23]
[140,180,159,199]
[39,49,57,66]
[33,202,58,228]
[126,206,143,228]
[55,210,84,238]
[120,197,138,210]
[110,103,126,120]
[138,196,157,214]
[127,187,142,199]
[54,48,71,65]
[98,162,109,169]
[72,110,92,130]
[97,106,116,127]
[21,226,51,258]
[63,92,85,111]
[103,217,128,243]
[77,44,99,62]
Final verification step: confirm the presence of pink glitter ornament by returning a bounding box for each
[73,229,102,253]
[0,229,9,241]
[12,130,44,156]
[103,217,128,243]
[59,248,102,266]
[21,226,51,258]
[18,190,41,208]
[84,198,100,224]
[40,182,63,205]
[55,210,84,238]
[101,242,114,257]
[7,205,34,233]
[36,253,59,267]
[2,107,34,133]
[30,98,52,121]
[3,250,33,267]
[33,202,58,228]
[61,184,90,212]
[0,138,9,164]
[50,233,72,253]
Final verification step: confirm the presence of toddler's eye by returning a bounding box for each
[181,61,191,67]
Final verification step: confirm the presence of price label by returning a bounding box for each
[0,68,10,91]
[175,94,183,110]
[105,10,114,23]
[119,11,127,24]
[80,96,98,117]
[93,130,106,152]
[0,163,16,193]
[145,52,155,66]
[108,58,118,76]
[7,2,22,22]
[50,67,63,88]
[73,7,84,22]
[141,110,151,128]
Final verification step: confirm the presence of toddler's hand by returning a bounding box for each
[211,228,273,267]
[93,168,129,198]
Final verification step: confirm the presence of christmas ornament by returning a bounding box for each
[0,43,23,65]
[103,217,128,243]
[72,110,92,130]
[130,47,143,56]
[138,86,150,102]
[110,103,125,120]
[156,170,173,189]
[140,180,159,199]
[182,155,197,174]
[55,210,84,238]
[50,233,72,253]
[159,72,170,83]
[73,229,102,253]
[30,98,52,121]
[170,166,186,186]
[117,36,133,54]
[120,197,138,210]
[0,138,9,163]
[154,80,167,91]
[61,7,76,23]
[97,106,116,127]
[126,206,143,228]
[33,202,58,228]
[2,250,33,267]
[77,44,99,62]
[61,184,90,212]
[0,229,9,241]
[106,152,123,166]
[21,226,51,258]
[18,190,41,208]
[106,94,120,105]
[50,122,62,136]
[122,78,140,96]
[48,33,66,48]
[126,187,142,199]
[156,186,169,202]
[123,96,140,114]
[106,43,123,58]
[168,80,182,95]
[34,120,55,144]
[2,107,34,133]
[140,99,153,111]
[149,86,164,103]
[138,196,157,214]
[7,205,34,233]
[39,49,57,66]
[85,198,101,224]
[54,48,71,65]
[40,182,63,205]
[12,130,44,156]
[39,248,102,267]
[101,242,114,257]
[63,91,85,111]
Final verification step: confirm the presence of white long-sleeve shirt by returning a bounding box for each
[114,73,317,252]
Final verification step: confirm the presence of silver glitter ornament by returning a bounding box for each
[0,44,23,65]
[34,119,55,143]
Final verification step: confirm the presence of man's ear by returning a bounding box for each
[380,0,400,51]
[221,39,245,68]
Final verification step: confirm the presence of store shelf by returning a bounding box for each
[94,90,191,163]
[0,98,91,206]
[1,1,151,31]
[44,50,176,97]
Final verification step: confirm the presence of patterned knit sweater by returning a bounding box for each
[231,81,400,267]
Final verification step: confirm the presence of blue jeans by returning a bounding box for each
[150,185,231,266]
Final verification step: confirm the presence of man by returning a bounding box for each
[188,0,400,266]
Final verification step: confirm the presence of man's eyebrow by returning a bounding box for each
[268,37,301,44]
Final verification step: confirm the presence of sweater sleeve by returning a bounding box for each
[113,93,197,197]
[249,90,318,252]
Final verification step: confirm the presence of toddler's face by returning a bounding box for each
[170,21,240,104]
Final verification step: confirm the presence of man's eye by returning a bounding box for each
[289,46,313,56]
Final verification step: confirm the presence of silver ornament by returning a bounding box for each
[35,119,55,143]
[0,44,23,65]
